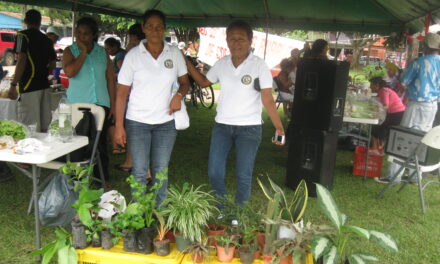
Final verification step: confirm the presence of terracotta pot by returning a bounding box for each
[254,250,261,260]
[207,224,226,246]
[263,254,272,264]
[256,231,265,251]
[279,254,293,264]
[164,229,175,243]
[154,239,170,256]
[192,252,205,263]
[216,245,236,262]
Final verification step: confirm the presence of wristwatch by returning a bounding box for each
[10,83,17,87]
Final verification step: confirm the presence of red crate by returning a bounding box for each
[352,146,383,178]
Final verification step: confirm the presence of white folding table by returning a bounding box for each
[0,134,88,256]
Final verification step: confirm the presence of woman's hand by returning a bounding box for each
[76,39,87,52]
[272,128,286,146]
[169,94,182,114]
[113,125,126,148]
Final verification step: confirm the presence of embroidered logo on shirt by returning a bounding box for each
[241,75,252,85]
[164,59,174,69]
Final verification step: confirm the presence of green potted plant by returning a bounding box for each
[162,183,218,252]
[258,176,308,261]
[125,172,165,254]
[109,203,145,252]
[311,183,399,263]
[215,233,239,263]
[153,208,171,256]
[30,227,77,264]
[185,238,211,263]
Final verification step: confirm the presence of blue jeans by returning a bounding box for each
[126,119,177,206]
[208,122,262,205]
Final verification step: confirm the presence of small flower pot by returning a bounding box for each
[263,254,272,264]
[207,224,226,246]
[71,219,88,249]
[101,229,113,250]
[154,239,170,256]
[216,245,236,262]
[164,229,175,243]
[123,230,137,252]
[175,233,193,252]
[192,252,205,263]
[136,226,156,254]
[256,231,265,251]
[239,247,256,264]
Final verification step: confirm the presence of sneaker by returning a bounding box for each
[374,177,400,184]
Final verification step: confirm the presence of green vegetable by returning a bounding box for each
[0,120,27,139]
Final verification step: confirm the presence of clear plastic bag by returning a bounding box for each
[38,172,78,227]
[344,92,386,124]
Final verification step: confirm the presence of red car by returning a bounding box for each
[0,31,16,66]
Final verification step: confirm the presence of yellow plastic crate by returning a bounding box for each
[180,251,314,264]
[77,242,184,264]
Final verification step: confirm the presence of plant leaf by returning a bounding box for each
[290,179,308,223]
[257,177,274,201]
[344,225,370,239]
[323,246,338,264]
[370,230,398,252]
[341,213,348,225]
[349,254,367,264]
[57,245,78,264]
[354,253,379,262]
[311,236,332,260]
[315,183,342,230]
[267,176,287,208]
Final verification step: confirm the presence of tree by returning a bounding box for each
[172,27,199,43]
[346,32,380,69]
[40,8,71,25]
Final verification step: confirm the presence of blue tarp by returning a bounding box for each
[0,13,21,29]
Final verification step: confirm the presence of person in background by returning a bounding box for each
[0,64,13,183]
[126,23,145,51]
[46,26,62,45]
[385,61,406,99]
[305,39,329,60]
[275,58,296,118]
[114,9,190,205]
[369,76,405,150]
[8,9,56,133]
[63,16,116,184]
[178,41,187,54]
[104,37,126,75]
[378,33,440,184]
[185,41,197,57]
[185,20,285,206]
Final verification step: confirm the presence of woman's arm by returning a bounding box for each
[62,45,87,78]
[261,88,285,145]
[184,56,212,88]
[106,56,117,118]
[277,72,292,93]
[113,84,130,148]
[169,74,191,114]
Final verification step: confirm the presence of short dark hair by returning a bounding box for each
[226,20,253,40]
[24,9,41,26]
[311,39,328,56]
[369,76,387,88]
[104,37,121,49]
[142,9,166,26]
[76,16,99,36]
[280,59,294,71]
[128,23,145,41]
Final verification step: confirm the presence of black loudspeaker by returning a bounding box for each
[291,59,349,132]
[286,127,338,197]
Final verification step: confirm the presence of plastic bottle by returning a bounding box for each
[58,95,72,141]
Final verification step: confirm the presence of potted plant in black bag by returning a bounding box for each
[153,208,171,256]
[125,171,165,254]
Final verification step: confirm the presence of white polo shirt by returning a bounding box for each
[207,53,273,126]
[118,40,187,124]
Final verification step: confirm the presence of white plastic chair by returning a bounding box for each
[38,103,106,185]
[377,125,440,214]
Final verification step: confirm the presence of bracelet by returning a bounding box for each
[10,83,17,87]
[176,92,184,97]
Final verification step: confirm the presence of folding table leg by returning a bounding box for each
[376,164,406,199]
[416,167,426,214]
[364,124,372,180]
[397,170,417,193]
[31,165,42,260]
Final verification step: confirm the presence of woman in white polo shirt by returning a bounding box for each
[114,9,190,205]
[186,21,284,205]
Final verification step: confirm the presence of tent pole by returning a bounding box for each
[72,2,77,40]
[334,32,338,61]
[262,0,270,59]
[263,26,269,59]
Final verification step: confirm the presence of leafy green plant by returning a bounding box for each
[185,238,211,263]
[162,183,219,242]
[154,208,171,241]
[59,162,93,192]
[0,120,27,139]
[311,184,399,264]
[215,233,239,255]
[127,170,166,228]
[258,176,308,254]
[30,227,77,264]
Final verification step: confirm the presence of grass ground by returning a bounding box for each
[1,105,439,263]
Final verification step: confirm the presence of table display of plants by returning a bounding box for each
[31,164,399,264]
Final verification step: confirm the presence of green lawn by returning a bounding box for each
[1,105,439,263]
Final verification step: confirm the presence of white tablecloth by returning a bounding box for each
[0,98,17,120]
